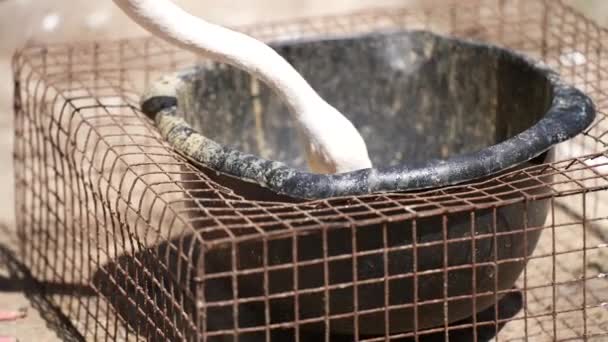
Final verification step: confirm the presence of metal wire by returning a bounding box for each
[11,0,608,341]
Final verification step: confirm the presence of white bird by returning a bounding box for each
[112,0,372,174]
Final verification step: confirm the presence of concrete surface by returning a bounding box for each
[0,0,607,341]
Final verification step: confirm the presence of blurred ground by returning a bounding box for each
[0,0,606,341]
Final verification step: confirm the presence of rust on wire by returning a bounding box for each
[11,0,608,341]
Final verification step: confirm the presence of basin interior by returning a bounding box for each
[175,30,553,170]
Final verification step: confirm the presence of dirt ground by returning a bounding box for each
[0,0,606,341]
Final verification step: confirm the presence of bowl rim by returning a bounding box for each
[140,29,596,200]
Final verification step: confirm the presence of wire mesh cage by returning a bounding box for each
[11,0,608,341]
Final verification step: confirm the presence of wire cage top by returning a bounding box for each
[11,0,608,341]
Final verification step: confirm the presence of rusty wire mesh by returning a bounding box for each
[11,0,608,341]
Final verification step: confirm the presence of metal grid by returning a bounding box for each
[11,0,608,341]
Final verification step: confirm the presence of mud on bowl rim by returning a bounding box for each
[140,30,596,200]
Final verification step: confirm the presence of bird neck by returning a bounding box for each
[113,0,327,122]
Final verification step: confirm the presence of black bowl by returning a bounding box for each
[137,30,595,336]
[142,29,594,200]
